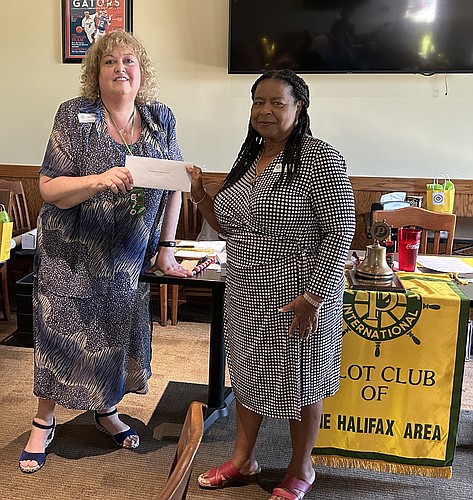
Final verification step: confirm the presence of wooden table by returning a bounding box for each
[142,258,473,431]
[140,268,234,431]
[314,272,471,476]
[351,250,473,306]
[350,251,473,361]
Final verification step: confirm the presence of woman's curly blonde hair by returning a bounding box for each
[79,30,159,104]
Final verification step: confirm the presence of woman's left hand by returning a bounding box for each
[147,247,192,277]
[278,295,320,340]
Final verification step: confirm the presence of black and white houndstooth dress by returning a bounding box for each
[214,135,356,420]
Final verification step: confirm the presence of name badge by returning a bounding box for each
[273,163,282,173]
[78,113,97,123]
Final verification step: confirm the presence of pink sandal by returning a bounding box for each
[270,472,316,499]
[197,459,261,489]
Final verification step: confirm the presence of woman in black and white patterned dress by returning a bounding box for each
[188,69,355,500]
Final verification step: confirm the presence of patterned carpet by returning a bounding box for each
[0,318,472,499]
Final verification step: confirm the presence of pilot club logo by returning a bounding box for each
[343,290,428,357]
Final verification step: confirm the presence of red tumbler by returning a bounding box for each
[398,227,421,272]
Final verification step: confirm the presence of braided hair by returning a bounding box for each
[221,69,311,191]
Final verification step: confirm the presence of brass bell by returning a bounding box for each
[355,240,394,281]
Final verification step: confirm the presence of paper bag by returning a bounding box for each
[426,173,455,213]
[0,203,13,261]
[0,221,13,261]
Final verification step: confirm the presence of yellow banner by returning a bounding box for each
[312,273,470,477]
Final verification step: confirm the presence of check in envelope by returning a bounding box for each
[125,156,192,191]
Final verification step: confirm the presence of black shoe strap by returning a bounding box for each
[32,418,55,430]
[95,408,118,418]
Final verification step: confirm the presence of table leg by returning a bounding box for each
[170,284,179,326]
[159,284,168,326]
[204,286,234,430]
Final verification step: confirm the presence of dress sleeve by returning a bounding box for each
[164,107,183,162]
[145,102,184,162]
[40,100,80,179]
[305,142,356,299]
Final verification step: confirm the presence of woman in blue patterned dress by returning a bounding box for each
[19,30,191,473]
[187,70,355,499]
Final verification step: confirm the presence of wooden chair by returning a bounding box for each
[0,180,32,237]
[158,281,180,327]
[160,178,224,326]
[181,192,204,241]
[0,180,34,287]
[0,189,13,321]
[177,174,225,241]
[372,206,457,255]
[157,401,206,500]
[0,189,13,214]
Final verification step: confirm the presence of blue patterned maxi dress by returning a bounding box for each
[33,97,182,410]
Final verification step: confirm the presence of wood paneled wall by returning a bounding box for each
[1,165,471,250]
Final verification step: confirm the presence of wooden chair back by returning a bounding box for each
[157,401,206,500]
[161,176,224,325]
[0,189,13,218]
[181,193,202,240]
[0,180,32,237]
[372,207,456,255]
[178,174,224,240]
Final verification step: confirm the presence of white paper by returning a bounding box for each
[174,250,210,259]
[177,240,226,253]
[125,156,192,191]
[416,256,473,275]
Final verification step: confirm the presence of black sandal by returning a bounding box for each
[19,418,56,473]
[94,408,139,449]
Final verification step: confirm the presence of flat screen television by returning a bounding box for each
[228,0,473,74]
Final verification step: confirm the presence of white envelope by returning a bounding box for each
[125,156,192,191]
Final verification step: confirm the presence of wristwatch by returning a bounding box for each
[158,241,176,247]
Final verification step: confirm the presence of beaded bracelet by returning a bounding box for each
[189,191,207,205]
[303,292,322,309]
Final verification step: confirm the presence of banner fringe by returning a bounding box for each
[311,455,452,478]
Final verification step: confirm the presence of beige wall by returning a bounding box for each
[1,0,472,178]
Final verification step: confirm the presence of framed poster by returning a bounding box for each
[62,0,133,63]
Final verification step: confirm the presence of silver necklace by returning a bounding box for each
[104,105,135,155]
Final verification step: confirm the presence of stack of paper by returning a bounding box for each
[416,256,473,276]
[173,240,227,274]
[174,240,225,258]
[176,240,226,252]
[174,249,210,259]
